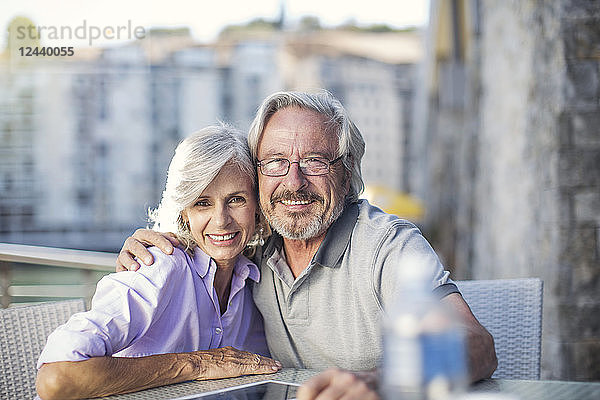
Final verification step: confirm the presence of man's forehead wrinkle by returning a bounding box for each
[259,136,294,157]
[259,139,332,159]
[265,131,334,150]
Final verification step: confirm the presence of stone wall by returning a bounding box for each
[412,0,600,380]
[474,0,566,379]
[556,0,600,380]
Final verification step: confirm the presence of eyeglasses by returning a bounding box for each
[257,156,344,177]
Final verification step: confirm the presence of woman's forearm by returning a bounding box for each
[36,347,281,400]
[37,352,197,399]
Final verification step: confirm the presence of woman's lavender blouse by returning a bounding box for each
[38,246,269,368]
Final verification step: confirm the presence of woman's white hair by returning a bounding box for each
[149,124,262,252]
[247,89,366,202]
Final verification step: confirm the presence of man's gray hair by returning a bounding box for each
[248,90,366,202]
[149,124,256,250]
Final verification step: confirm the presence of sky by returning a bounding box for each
[1,0,429,48]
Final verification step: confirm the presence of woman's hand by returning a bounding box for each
[116,229,180,271]
[191,347,282,380]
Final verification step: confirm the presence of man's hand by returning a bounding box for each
[115,229,180,272]
[297,368,379,400]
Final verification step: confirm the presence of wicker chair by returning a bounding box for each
[456,278,543,380]
[0,299,86,400]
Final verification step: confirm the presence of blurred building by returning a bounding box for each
[227,40,283,129]
[0,49,156,250]
[0,26,421,251]
[0,67,37,235]
[412,0,600,381]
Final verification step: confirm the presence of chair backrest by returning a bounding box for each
[455,278,543,380]
[0,299,86,400]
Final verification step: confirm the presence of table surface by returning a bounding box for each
[98,369,600,400]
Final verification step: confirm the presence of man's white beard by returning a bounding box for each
[262,198,345,240]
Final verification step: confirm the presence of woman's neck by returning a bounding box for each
[213,258,236,315]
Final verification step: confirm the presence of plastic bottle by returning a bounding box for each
[382,255,468,400]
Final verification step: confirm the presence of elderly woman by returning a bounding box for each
[36,126,280,400]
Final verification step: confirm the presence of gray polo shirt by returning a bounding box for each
[252,199,458,370]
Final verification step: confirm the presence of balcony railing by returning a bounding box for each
[0,242,116,308]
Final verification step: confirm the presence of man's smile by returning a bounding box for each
[280,199,312,206]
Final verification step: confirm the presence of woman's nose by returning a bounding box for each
[214,205,233,226]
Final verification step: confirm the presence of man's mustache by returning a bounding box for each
[270,189,323,206]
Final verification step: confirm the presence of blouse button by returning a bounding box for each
[215,327,223,335]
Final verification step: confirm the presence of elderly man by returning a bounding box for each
[118,90,497,399]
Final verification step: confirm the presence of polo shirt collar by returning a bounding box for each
[262,230,282,261]
[262,200,359,268]
[312,201,359,267]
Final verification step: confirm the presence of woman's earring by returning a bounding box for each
[258,226,265,246]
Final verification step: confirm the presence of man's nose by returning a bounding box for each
[283,161,308,191]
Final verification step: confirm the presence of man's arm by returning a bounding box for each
[36,347,281,400]
[116,229,179,271]
[378,222,497,382]
[442,292,498,381]
[297,233,497,399]
[296,295,497,400]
